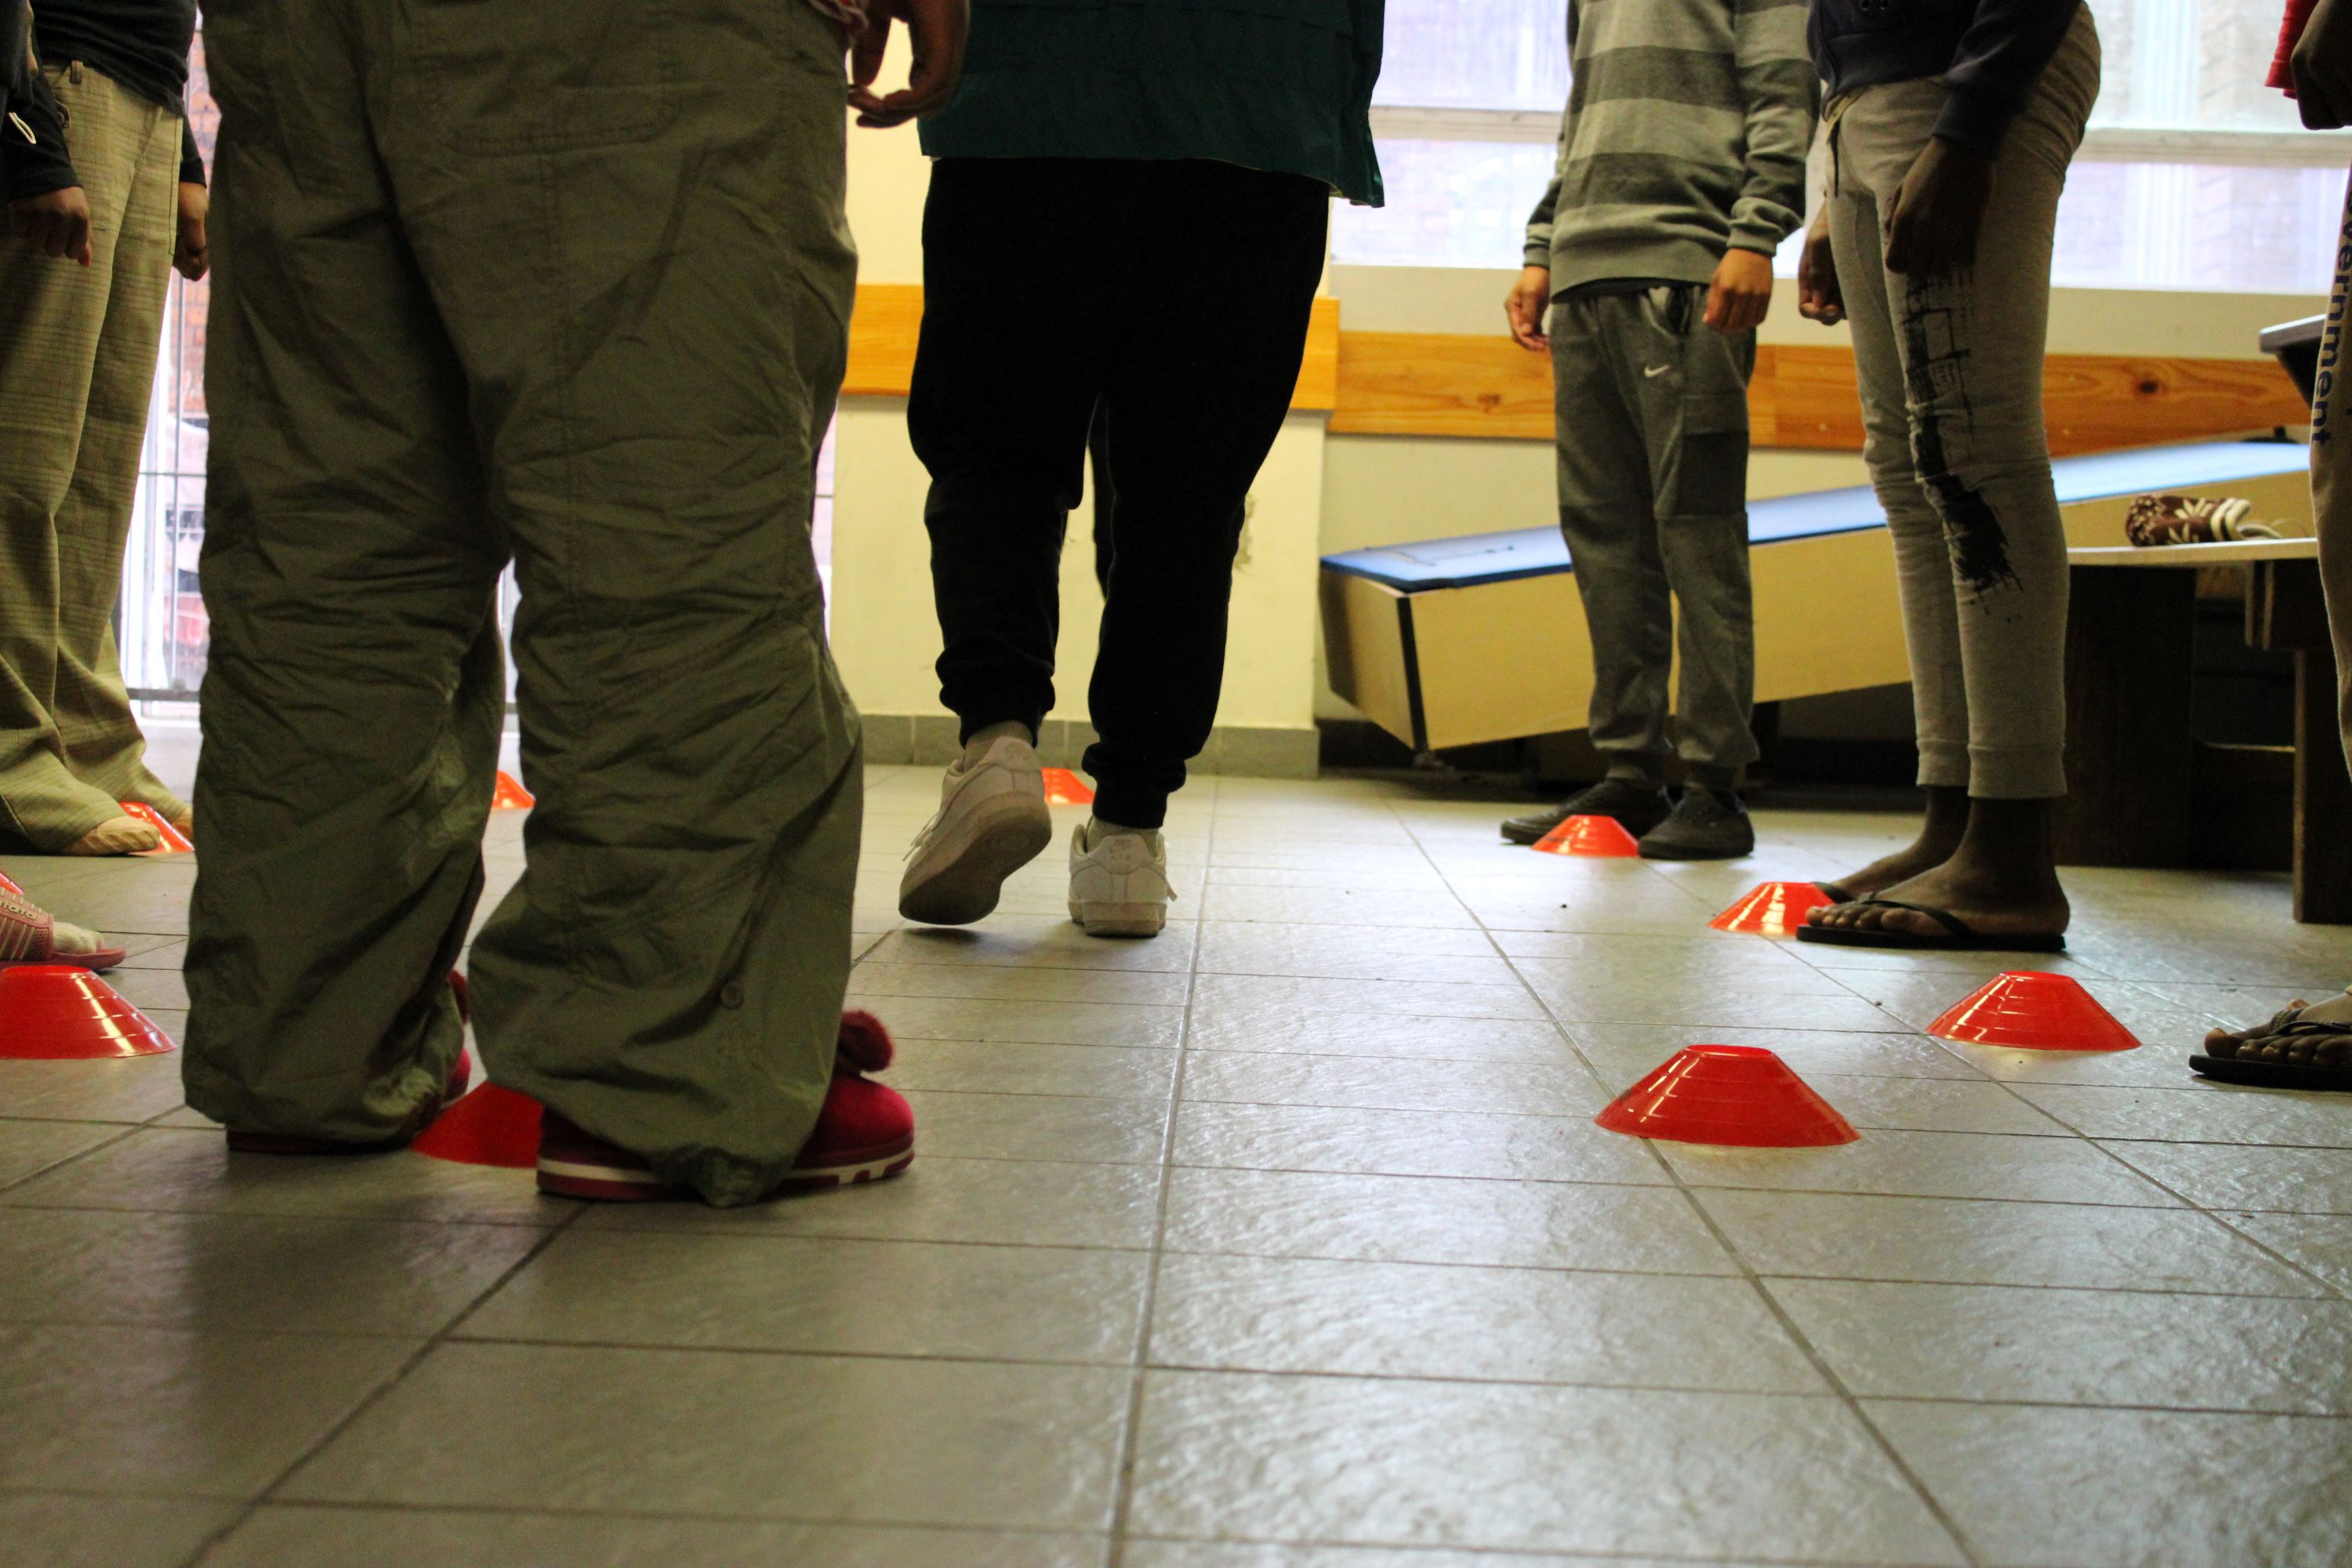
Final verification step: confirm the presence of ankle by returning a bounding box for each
[1086,817,1160,851]
[962,720,1034,765]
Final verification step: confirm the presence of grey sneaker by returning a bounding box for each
[898,736,1054,925]
[1501,778,1671,846]
[1638,788,1755,861]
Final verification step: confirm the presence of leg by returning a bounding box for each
[1084,162,1329,829]
[1813,12,2101,944]
[1638,291,1760,788]
[1821,156,1971,896]
[1088,400,1116,597]
[49,77,187,825]
[907,158,1110,744]
[2317,160,2352,786]
[0,67,154,850]
[382,0,864,1205]
[1551,293,1676,787]
[183,1,498,1142]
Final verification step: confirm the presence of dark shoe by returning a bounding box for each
[1501,779,1671,846]
[1638,788,1755,861]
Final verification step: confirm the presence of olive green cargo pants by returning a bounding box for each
[182,0,864,1207]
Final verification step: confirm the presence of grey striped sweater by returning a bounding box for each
[1524,0,1817,296]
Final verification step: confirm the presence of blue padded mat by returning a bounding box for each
[1320,440,2312,591]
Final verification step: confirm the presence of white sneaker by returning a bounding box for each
[1068,822,1172,938]
[898,737,1054,926]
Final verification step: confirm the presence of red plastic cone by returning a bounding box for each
[1595,1044,1858,1147]
[1533,814,1642,858]
[0,868,20,895]
[1711,881,1837,938]
[412,1080,544,1167]
[1041,768,1094,806]
[0,965,175,1058]
[1929,971,2141,1052]
[491,771,535,810]
[118,800,193,854]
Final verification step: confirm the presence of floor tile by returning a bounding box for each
[1120,1548,1778,1568]
[1,1127,564,1228]
[865,919,1193,972]
[1181,1052,1602,1119]
[1196,884,1476,929]
[203,1508,1105,1568]
[1193,924,1516,983]
[1189,974,1545,1022]
[1568,1022,1986,1081]
[463,1229,1149,1363]
[852,996,1183,1050]
[0,1057,189,1124]
[887,1038,1178,1100]
[1184,1010,1577,1065]
[284,1341,1128,1530]
[1171,1101,1666,1185]
[0,1323,415,1495]
[1700,1190,2328,1295]
[1163,1167,1734,1274]
[850,959,1189,1007]
[586,1156,1164,1251]
[2223,1211,2352,1296]
[1127,1370,1963,1563]
[1660,1128,2183,1204]
[1772,1278,2352,1412]
[2098,1140,2352,1214]
[0,1120,125,1189]
[1152,1253,1824,1392]
[2012,1083,2352,1149]
[1868,1400,2352,1567]
[899,1090,1168,1165]
[0,1490,238,1567]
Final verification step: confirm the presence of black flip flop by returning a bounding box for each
[1794,896,2067,953]
[2190,1008,2352,1091]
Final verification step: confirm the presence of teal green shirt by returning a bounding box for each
[918,0,1385,207]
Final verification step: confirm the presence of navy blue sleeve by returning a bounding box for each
[1933,0,2082,156]
[3,69,78,200]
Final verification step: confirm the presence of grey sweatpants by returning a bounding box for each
[1548,285,1759,784]
[1829,7,2100,800]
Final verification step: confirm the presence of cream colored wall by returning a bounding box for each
[827,111,1332,737]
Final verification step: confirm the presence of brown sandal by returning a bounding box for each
[2191,1004,2352,1091]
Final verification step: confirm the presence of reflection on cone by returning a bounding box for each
[1710,881,1835,938]
[1595,1044,1858,1147]
[118,801,193,854]
[491,771,535,810]
[0,868,20,895]
[1533,814,1642,858]
[412,1081,544,1168]
[1041,768,1094,806]
[0,965,175,1059]
[1929,971,2140,1052]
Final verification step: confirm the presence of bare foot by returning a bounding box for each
[1807,855,2069,944]
[1822,785,1966,900]
[63,815,162,856]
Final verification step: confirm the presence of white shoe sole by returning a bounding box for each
[900,793,1054,925]
[1071,900,1167,938]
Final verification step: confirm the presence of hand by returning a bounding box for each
[1797,206,1843,325]
[1883,135,1994,278]
[2294,0,2351,131]
[1704,247,1773,332]
[8,184,93,265]
[848,0,969,129]
[1504,263,1552,350]
[174,182,209,281]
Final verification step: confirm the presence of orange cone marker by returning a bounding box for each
[118,801,193,854]
[1929,971,2140,1052]
[1041,768,1094,806]
[1711,881,1836,938]
[1595,1044,1858,1147]
[1532,814,1642,858]
[0,868,21,896]
[0,965,175,1058]
[491,771,535,810]
[412,1081,544,1168]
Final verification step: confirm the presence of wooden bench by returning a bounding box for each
[2060,535,2349,924]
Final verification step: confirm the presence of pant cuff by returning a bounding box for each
[1602,754,1668,785]
[1915,741,1970,791]
[1966,745,2067,800]
[1091,780,1169,831]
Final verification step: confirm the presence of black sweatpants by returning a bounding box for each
[907,157,1329,829]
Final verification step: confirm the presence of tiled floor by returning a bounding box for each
[4,730,2351,1566]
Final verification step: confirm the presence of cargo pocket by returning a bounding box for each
[403,0,688,155]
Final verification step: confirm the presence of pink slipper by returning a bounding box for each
[0,888,126,972]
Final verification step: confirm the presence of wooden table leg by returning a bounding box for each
[2296,641,2352,923]
[2058,566,2196,867]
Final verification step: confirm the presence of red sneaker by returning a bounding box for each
[535,1010,916,1202]
[225,971,472,1154]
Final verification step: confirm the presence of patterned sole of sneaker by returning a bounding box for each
[783,1135,916,1190]
[900,797,1054,926]
[538,1137,916,1202]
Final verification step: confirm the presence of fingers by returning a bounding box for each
[849,13,890,91]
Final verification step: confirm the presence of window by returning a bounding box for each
[1334,0,2348,294]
